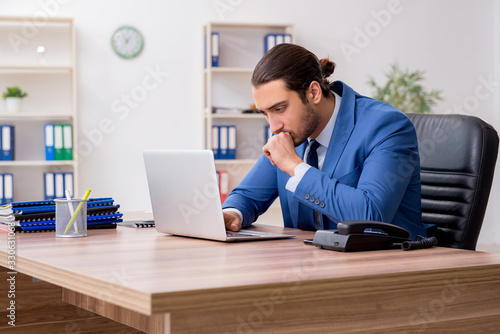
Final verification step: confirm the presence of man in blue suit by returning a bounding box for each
[222,44,428,237]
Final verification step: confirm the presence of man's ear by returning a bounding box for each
[308,81,322,104]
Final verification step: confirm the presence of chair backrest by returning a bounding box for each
[407,113,499,250]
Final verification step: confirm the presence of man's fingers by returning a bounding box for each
[262,132,300,174]
[223,212,242,231]
[263,147,276,165]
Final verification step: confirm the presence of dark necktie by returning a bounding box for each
[297,139,323,230]
[307,139,321,168]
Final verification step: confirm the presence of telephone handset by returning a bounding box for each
[337,220,410,238]
[311,220,412,252]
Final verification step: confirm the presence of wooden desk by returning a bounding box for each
[1,223,500,333]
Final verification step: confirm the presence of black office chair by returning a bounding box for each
[407,113,499,250]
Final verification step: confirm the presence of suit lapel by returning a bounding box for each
[322,81,356,178]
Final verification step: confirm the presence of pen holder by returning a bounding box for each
[54,198,88,237]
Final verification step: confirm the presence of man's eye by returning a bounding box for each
[275,107,285,112]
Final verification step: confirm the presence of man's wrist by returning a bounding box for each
[285,162,311,192]
[287,157,305,176]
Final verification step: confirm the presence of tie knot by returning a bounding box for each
[309,139,320,153]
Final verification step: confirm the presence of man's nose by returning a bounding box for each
[268,114,284,134]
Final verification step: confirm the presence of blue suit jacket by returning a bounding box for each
[222,81,427,237]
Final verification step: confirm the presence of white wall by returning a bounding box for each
[1,0,499,249]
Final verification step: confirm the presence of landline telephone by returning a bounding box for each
[306,220,437,252]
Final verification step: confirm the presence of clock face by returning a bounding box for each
[111,26,144,59]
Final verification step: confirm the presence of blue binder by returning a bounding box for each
[228,125,236,159]
[54,172,64,199]
[64,172,73,197]
[264,33,276,53]
[3,173,13,204]
[219,125,228,159]
[212,125,220,159]
[44,172,55,200]
[0,174,3,205]
[204,33,219,68]
[44,124,55,161]
[1,125,14,160]
[211,32,220,67]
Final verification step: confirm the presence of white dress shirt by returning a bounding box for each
[285,91,342,192]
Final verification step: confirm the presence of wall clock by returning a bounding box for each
[111,26,144,59]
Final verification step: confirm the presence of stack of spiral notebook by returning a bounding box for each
[0,197,123,233]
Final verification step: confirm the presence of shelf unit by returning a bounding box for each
[203,22,294,192]
[0,17,78,202]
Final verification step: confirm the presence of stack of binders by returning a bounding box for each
[44,172,73,200]
[45,123,73,161]
[264,33,292,53]
[212,125,236,159]
[0,197,123,233]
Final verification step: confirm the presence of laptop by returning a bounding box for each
[143,150,295,242]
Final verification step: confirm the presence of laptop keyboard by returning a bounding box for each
[226,231,262,238]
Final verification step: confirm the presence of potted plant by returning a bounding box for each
[2,86,28,113]
[367,63,442,114]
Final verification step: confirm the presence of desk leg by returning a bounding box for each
[62,288,171,334]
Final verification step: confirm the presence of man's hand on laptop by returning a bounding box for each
[223,211,242,232]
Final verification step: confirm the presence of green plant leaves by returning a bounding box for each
[367,63,442,114]
[2,86,28,99]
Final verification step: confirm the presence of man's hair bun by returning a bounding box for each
[319,58,336,82]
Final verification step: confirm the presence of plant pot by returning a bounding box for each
[5,97,22,113]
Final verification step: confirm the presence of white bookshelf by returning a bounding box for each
[0,17,78,201]
[203,22,294,201]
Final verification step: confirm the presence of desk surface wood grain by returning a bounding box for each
[2,216,500,317]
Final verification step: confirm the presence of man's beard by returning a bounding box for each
[284,103,320,147]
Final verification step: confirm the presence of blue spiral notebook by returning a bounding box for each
[1,198,115,215]
[0,197,122,233]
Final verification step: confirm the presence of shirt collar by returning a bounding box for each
[309,91,342,149]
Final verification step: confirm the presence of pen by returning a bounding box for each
[64,189,91,235]
[65,189,77,233]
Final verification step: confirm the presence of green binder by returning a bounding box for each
[54,124,64,160]
[62,124,73,160]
